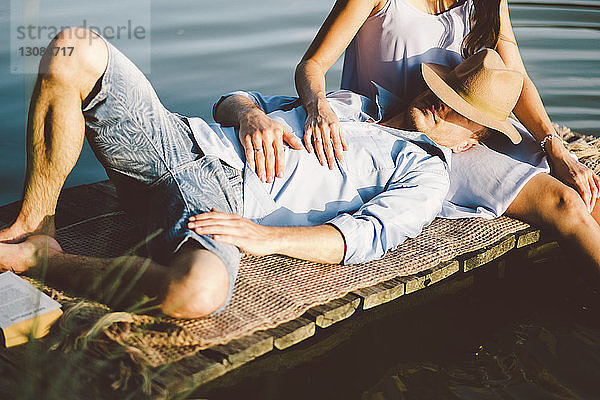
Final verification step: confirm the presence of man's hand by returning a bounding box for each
[187,209,345,263]
[304,98,348,169]
[188,209,279,256]
[547,136,600,212]
[239,109,303,183]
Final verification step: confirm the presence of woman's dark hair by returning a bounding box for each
[461,0,502,58]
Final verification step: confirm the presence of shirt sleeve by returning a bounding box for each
[327,154,450,265]
[212,90,300,120]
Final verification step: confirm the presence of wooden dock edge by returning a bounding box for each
[0,183,560,396]
[157,225,557,396]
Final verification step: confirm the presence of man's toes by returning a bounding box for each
[0,241,37,273]
[0,218,56,244]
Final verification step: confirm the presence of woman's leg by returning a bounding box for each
[505,173,600,271]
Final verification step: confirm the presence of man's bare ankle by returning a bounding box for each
[0,215,56,243]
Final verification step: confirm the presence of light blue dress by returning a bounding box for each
[341,0,550,218]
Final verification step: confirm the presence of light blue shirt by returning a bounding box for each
[185,89,451,265]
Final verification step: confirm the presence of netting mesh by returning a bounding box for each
[30,126,599,368]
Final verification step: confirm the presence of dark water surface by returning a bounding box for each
[202,257,600,400]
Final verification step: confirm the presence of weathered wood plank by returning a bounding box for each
[424,261,461,287]
[158,352,228,395]
[205,332,273,368]
[353,278,405,310]
[463,235,516,272]
[397,274,428,294]
[516,228,541,248]
[265,317,316,350]
[197,272,479,393]
[303,293,361,328]
[397,261,460,295]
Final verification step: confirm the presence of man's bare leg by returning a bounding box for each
[0,235,230,318]
[0,27,108,242]
[506,173,600,271]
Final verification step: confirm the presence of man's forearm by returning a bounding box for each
[272,224,345,264]
[188,212,345,264]
[213,94,264,127]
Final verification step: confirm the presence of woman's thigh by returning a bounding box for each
[504,173,553,223]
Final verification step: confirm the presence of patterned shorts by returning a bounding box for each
[82,34,242,314]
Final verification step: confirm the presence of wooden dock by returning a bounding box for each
[0,180,560,398]
[155,229,556,397]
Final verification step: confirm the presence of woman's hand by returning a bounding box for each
[238,108,303,182]
[547,137,600,212]
[304,99,348,169]
[188,210,279,257]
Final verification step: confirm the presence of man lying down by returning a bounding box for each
[0,28,523,318]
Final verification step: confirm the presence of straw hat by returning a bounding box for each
[421,48,524,144]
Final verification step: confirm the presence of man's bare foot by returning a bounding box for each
[0,235,62,273]
[0,216,56,244]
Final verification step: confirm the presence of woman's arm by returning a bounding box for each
[295,0,383,168]
[495,0,553,141]
[496,0,599,211]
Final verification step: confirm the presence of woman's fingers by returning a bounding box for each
[320,124,336,169]
[576,174,593,212]
[305,119,346,168]
[593,174,600,212]
[312,129,327,166]
[588,171,598,213]
[304,126,315,154]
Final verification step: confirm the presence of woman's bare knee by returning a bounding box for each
[161,249,229,319]
[507,173,586,223]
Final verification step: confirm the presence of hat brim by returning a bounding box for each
[421,63,522,144]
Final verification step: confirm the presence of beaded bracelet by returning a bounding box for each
[540,133,562,153]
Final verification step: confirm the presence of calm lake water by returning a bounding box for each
[0,1,599,398]
[0,0,599,204]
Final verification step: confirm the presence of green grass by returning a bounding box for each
[0,230,207,400]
